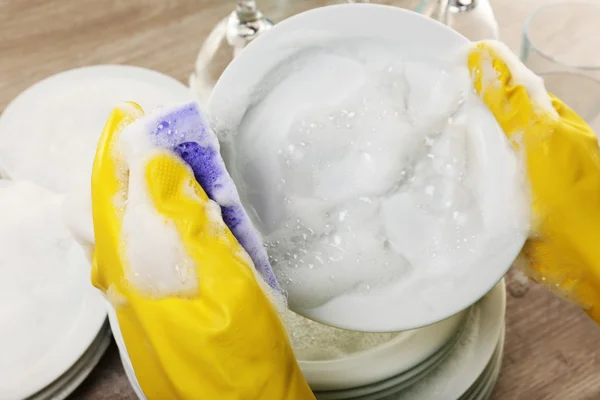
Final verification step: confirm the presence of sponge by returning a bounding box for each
[143,102,282,293]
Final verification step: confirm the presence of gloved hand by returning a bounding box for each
[90,102,314,399]
[468,41,600,322]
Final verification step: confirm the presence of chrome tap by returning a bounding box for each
[225,1,274,56]
[421,0,498,40]
[448,0,478,13]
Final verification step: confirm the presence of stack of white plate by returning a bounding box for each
[297,306,469,393]
[0,180,109,400]
[310,282,506,400]
[24,322,113,400]
[196,3,509,397]
[109,281,506,400]
[0,66,193,400]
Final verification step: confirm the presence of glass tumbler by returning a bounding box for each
[521,2,600,131]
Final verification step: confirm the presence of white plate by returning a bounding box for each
[301,309,467,391]
[313,321,465,398]
[110,282,505,400]
[0,65,193,193]
[479,331,504,400]
[316,282,505,400]
[0,181,107,400]
[208,4,526,332]
[392,281,506,400]
[27,321,112,400]
[108,303,466,395]
[459,329,504,400]
[473,340,504,400]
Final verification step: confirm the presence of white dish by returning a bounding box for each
[474,340,504,400]
[459,329,504,400]
[474,350,502,400]
[111,281,505,400]
[108,304,465,395]
[300,309,466,391]
[315,282,505,400]
[208,4,526,332]
[313,325,463,399]
[392,281,506,400]
[0,181,107,400]
[0,65,193,192]
[27,321,112,400]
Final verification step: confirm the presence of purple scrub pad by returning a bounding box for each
[142,102,283,294]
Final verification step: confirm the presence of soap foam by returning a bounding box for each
[63,101,284,301]
[232,42,528,311]
[469,40,557,116]
[0,69,191,193]
[280,308,399,361]
[116,117,199,298]
[0,181,90,388]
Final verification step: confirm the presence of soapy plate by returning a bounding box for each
[0,66,192,398]
[314,281,506,399]
[209,4,527,331]
[0,181,107,400]
[26,322,112,400]
[302,309,467,391]
[393,281,506,400]
[0,65,194,191]
[110,281,507,399]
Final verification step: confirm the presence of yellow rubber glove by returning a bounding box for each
[91,102,314,399]
[468,41,600,322]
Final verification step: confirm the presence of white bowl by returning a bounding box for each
[107,303,465,396]
[208,4,527,332]
[298,310,466,391]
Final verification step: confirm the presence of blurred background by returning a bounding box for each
[0,0,566,109]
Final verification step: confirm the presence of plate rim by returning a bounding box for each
[25,321,112,400]
[0,64,192,182]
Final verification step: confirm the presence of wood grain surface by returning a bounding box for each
[1,1,600,399]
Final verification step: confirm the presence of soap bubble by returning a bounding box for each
[231,47,498,311]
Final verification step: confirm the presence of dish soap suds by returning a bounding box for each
[281,308,400,361]
[110,102,283,297]
[114,109,199,298]
[0,181,90,389]
[0,69,191,193]
[230,42,529,311]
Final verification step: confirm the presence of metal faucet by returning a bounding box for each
[225,1,273,56]
[421,0,498,40]
[448,0,478,13]
[190,1,273,102]
[420,0,480,20]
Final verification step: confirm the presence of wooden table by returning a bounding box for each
[2,1,600,399]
